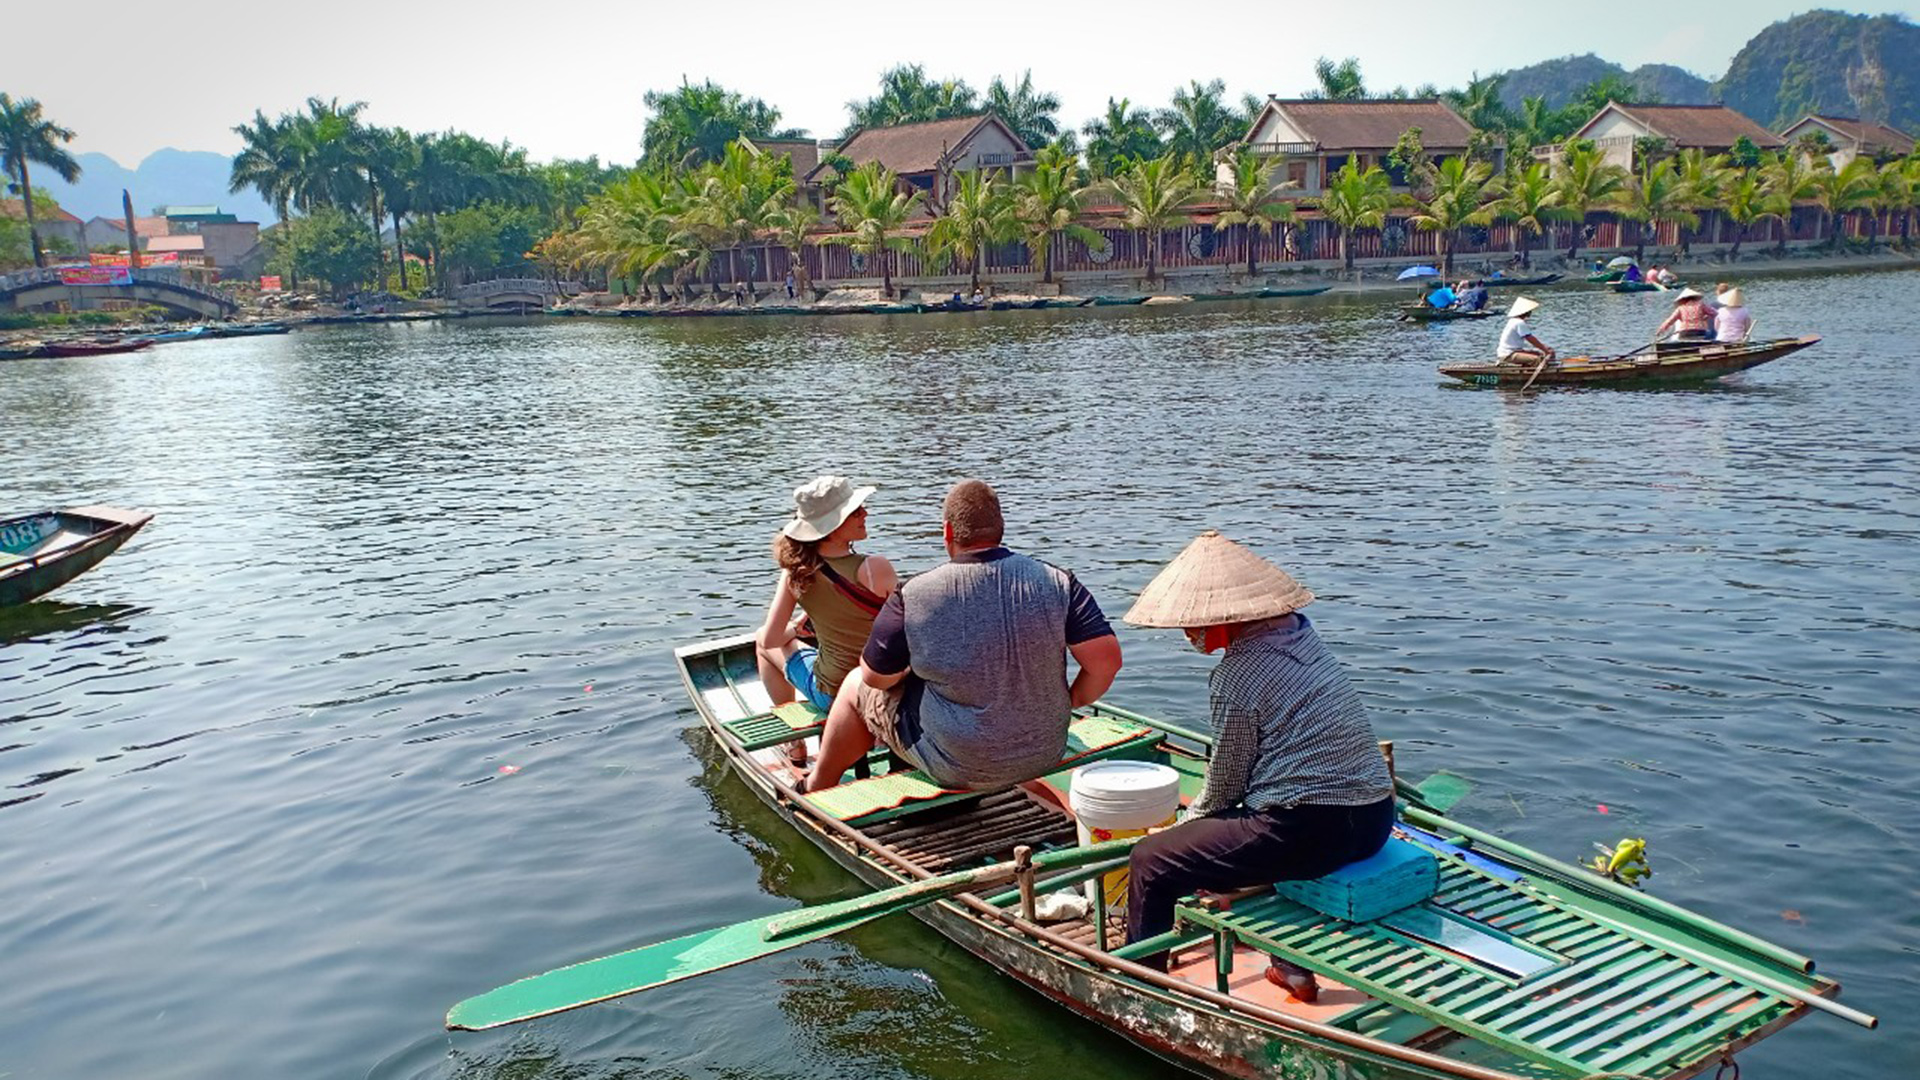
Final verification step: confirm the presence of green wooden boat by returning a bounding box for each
[1611,281,1684,294]
[544,632,1861,1080]
[0,505,153,606]
[1400,306,1495,322]
[1585,271,1624,283]
[1440,335,1820,388]
[1481,274,1562,288]
[1092,295,1151,306]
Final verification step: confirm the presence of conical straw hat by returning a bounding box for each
[1123,530,1316,628]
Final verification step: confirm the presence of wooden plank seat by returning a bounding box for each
[802,713,1162,826]
[719,701,827,750]
[1175,841,1811,1078]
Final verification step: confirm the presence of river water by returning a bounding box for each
[2,268,1914,1080]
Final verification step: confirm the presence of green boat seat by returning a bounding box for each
[1274,837,1438,923]
[719,701,827,751]
[803,713,1161,825]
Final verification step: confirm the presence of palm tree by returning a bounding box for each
[1214,151,1296,277]
[0,94,82,268]
[1442,73,1512,133]
[691,142,795,285]
[926,169,1015,292]
[1673,149,1727,253]
[827,162,920,297]
[1105,154,1202,283]
[985,72,1060,150]
[764,202,820,295]
[1011,146,1104,285]
[1313,160,1393,271]
[1308,57,1367,100]
[845,64,977,134]
[1154,80,1240,169]
[368,128,418,290]
[1718,169,1778,259]
[1760,150,1818,253]
[1081,98,1162,179]
[642,79,800,170]
[1878,159,1916,251]
[1492,161,1559,268]
[1551,143,1627,261]
[1614,157,1697,265]
[1407,157,1499,276]
[1807,157,1877,250]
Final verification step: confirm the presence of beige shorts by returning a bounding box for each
[853,679,922,767]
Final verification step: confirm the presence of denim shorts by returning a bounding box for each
[783,646,835,711]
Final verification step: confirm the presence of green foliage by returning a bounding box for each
[0,92,82,267]
[845,65,978,136]
[1308,57,1367,100]
[1728,136,1764,169]
[1314,160,1394,269]
[437,202,547,282]
[1215,151,1296,274]
[641,80,800,169]
[1442,72,1513,132]
[1082,98,1162,179]
[1407,156,1500,274]
[274,207,380,295]
[985,71,1061,150]
[0,310,122,330]
[1104,154,1202,281]
[1493,161,1561,266]
[0,214,30,268]
[926,169,1016,289]
[1716,11,1920,132]
[826,162,921,294]
[1551,143,1628,257]
[1154,80,1242,169]
[1614,157,1699,259]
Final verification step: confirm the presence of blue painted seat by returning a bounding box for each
[1272,836,1439,923]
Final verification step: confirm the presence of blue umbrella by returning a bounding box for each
[1396,266,1440,281]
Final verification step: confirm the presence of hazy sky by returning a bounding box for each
[12,0,1916,165]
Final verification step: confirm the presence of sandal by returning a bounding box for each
[1264,958,1320,1003]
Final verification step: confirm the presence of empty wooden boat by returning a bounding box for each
[0,505,153,606]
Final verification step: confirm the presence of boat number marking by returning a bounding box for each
[1472,374,1501,386]
[0,519,52,551]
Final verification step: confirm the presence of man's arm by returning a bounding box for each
[1067,633,1122,708]
[860,590,911,690]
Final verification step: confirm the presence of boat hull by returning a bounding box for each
[1400,308,1493,322]
[1438,336,1820,386]
[0,505,153,606]
[1482,274,1561,288]
[43,339,153,358]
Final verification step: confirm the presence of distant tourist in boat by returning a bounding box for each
[1655,289,1714,344]
[1713,288,1752,343]
[969,287,985,305]
[1496,296,1555,363]
[802,479,1123,793]
[1707,281,1733,308]
[1425,281,1457,309]
[1119,532,1394,979]
[757,477,899,765]
[1621,263,1643,284]
[1456,280,1489,312]
[1654,265,1679,287]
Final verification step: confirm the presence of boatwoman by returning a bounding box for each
[1496,296,1554,363]
[1119,531,1394,977]
[756,476,898,764]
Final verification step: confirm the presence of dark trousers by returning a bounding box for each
[1125,797,1395,964]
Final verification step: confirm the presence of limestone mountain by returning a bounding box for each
[31,149,275,224]
[1496,55,1713,111]
[1716,10,1920,131]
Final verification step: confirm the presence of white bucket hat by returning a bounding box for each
[1508,296,1540,318]
[1123,531,1317,628]
[782,476,876,541]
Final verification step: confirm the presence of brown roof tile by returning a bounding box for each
[0,198,82,224]
[811,115,1020,180]
[1260,100,1476,151]
[1599,104,1784,149]
[1799,115,1915,153]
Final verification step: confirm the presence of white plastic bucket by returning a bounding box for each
[1069,761,1182,910]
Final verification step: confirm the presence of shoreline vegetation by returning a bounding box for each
[4,45,1919,312]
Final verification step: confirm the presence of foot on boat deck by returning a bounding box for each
[1266,958,1321,1003]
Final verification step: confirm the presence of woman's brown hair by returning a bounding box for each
[774,532,824,595]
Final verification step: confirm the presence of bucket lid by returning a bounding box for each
[1069,760,1180,795]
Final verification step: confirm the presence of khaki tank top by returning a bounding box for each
[798,552,875,697]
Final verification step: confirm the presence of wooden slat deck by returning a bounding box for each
[1177,849,1807,1077]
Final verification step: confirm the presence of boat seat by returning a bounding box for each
[1177,838,1815,1078]
[1272,837,1439,923]
[802,713,1162,826]
[719,701,826,751]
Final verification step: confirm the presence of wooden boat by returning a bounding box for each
[0,505,153,606]
[1585,270,1624,283]
[1611,281,1684,294]
[925,298,988,313]
[205,322,291,338]
[1092,295,1151,306]
[43,338,153,358]
[652,632,1864,1080]
[137,326,211,344]
[0,342,47,360]
[1439,335,1820,387]
[1186,285,1335,302]
[1481,274,1562,288]
[1399,306,1495,322]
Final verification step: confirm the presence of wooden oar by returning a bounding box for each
[1519,351,1553,391]
[445,835,1142,1031]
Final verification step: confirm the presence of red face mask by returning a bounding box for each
[1185,625,1236,654]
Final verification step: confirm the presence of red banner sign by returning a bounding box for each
[58,266,133,286]
[88,251,178,267]
[259,275,283,292]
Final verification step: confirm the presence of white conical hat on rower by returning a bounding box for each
[1123,530,1316,628]
[1508,296,1540,318]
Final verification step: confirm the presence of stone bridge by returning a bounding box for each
[451,278,585,311]
[0,266,240,319]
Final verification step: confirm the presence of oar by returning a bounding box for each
[445,835,1142,1031]
[1519,351,1553,391]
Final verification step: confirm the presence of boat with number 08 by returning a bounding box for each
[0,505,153,606]
[447,631,1872,1079]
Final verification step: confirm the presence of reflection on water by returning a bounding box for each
[0,274,1914,1080]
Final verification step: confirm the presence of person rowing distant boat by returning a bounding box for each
[1495,296,1555,364]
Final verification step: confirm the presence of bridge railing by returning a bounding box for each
[452,278,585,300]
[0,265,234,307]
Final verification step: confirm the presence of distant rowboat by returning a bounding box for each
[1439,335,1820,387]
[1611,281,1683,294]
[1482,273,1562,288]
[1399,306,1494,322]
[43,338,153,358]
[0,505,153,606]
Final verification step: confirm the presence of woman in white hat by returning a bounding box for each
[756,477,898,762]
[1713,287,1751,343]
[1655,288,1714,345]
[1496,296,1554,363]
[1120,531,1395,986]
